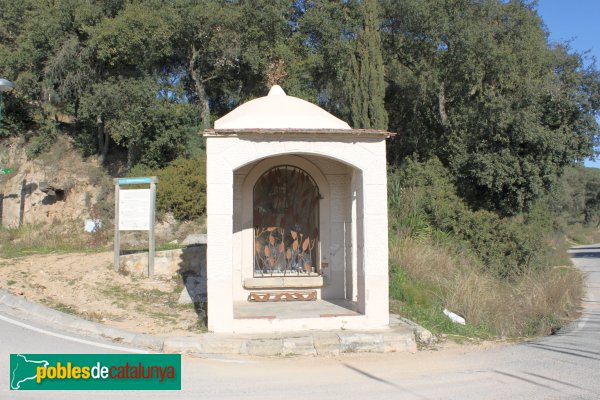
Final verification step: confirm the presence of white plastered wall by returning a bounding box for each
[302,155,352,301]
[206,135,389,333]
[232,154,353,303]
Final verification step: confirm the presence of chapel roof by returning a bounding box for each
[214,85,351,130]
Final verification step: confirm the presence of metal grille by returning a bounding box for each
[253,165,320,276]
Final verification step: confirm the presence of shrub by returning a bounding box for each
[129,155,206,221]
[388,157,551,278]
[0,91,36,138]
[25,134,56,160]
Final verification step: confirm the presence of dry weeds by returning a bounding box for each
[390,239,583,337]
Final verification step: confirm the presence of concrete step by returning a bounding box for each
[162,326,417,356]
[0,288,419,357]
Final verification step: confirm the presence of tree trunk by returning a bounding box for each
[196,80,211,130]
[96,113,109,165]
[101,128,109,164]
[189,45,212,129]
[127,140,135,171]
[438,81,449,128]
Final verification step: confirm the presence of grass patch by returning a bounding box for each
[149,310,178,324]
[391,300,492,339]
[40,300,77,315]
[389,236,582,339]
[40,299,105,321]
[100,285,172,308]
[121,242,183,253]
[546,224,600,267]
[389,265,493,339]
[53,302,77,315]
[157,242,183,251]
[100,284,206,331]
[0,223,109,258]
[100,285,195,312]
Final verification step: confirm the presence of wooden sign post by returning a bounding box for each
[114,176,157,277]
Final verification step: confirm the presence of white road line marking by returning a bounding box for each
[0,314,148,354]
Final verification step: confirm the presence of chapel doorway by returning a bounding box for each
[253,165,320,277]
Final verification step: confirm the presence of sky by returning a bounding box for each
[536,0,600,169]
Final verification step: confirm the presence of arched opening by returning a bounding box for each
[253,165,320,277]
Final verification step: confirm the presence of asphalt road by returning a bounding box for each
[1,246,599,399]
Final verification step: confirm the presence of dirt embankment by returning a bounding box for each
[0,252,203,335]
[0,136,107,228]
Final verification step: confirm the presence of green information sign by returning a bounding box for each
[0,167,12,174]
[10,354,181,391]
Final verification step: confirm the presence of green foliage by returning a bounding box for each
[348,0,388,130]
[0,93,35,137]
[382,0,599,215]
[2,0,595,216]
[546,165,600,229]
[0,0,597,228]
[389,158,551,278]
[79,76,200,167]
[86,2,175,72]
[284,1,361,121]
[25,132,56,160]
[0,0,593,341]
[389,264,433,309]
[573,168,600,227]
[129,156,206,221]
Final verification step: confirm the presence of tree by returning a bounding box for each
[382,0,600,215]
[292,0,362,120]
[169,0,242,129]
[2,0,598,212]
[82,2,176,162]
[79,76,197,169]
[347,0,388,129]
